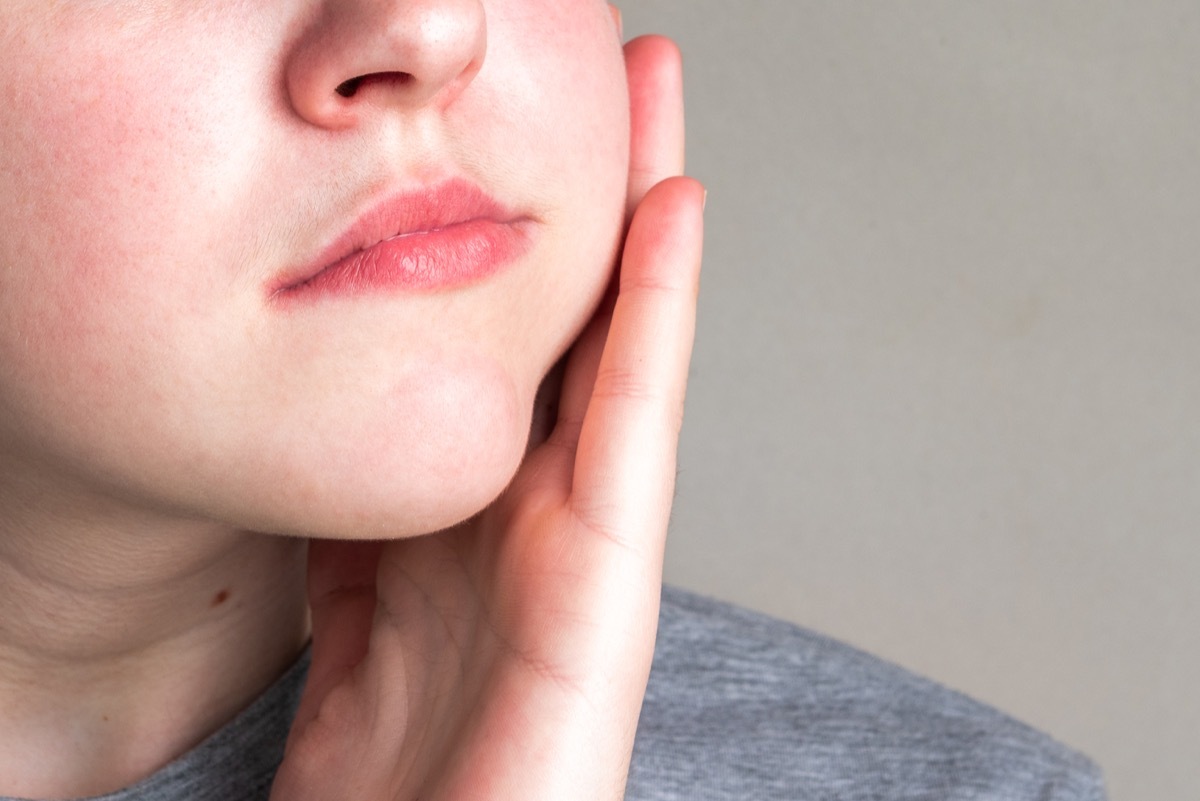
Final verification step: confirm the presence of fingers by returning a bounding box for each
[569,177,705,557]
[624,36,686,216]
[291,539,383,731]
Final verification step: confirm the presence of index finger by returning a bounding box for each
[569,177,705,559]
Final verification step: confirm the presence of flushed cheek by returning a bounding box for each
[10,68,230,295]
[0,42,270,492]
[0,13,263,400]
[1,106,196,431]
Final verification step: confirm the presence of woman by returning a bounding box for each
[0,1,1102,799]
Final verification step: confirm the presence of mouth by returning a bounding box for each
[270,178,535,303]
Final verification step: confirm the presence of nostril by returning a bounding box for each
[335,72,414,98]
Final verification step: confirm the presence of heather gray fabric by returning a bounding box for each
[3,585,1107,800]
[627,587,1106,801]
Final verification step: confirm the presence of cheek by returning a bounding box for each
[0,4,271,313]
[0,10,266,449]
[491,2,629,183]
[464,2,630,378]
[0,75,200,450]
[7,59,231,302]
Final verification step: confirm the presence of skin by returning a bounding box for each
[0,1,703,798]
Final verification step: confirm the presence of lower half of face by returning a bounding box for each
[0,0,629,538]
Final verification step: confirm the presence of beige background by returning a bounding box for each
[623,3,1199,800]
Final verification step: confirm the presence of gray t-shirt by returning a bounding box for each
[3,586,1107,800]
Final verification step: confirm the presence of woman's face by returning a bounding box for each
[0,0,629,536]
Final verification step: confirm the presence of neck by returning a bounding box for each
[0,505,309,799]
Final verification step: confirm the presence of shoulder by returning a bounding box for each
[628,585,1107,801]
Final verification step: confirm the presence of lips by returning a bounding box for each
[271,178,534,302]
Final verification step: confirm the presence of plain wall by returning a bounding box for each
[623,3,1200,800]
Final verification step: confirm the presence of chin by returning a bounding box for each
[237,424,530,541]
[222,350,535,541]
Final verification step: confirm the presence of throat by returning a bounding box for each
[0,530,310,799]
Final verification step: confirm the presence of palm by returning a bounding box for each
[271,34,703,801]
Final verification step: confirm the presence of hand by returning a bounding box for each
[270,31,705,801]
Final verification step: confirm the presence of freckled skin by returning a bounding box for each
[0,1,629,538]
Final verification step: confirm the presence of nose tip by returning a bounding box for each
[286,0,487,129]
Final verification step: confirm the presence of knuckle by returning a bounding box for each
[591,366,664,405]
[570,505,640,556]
[623,272,685,295]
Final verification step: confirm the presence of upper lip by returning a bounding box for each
[274,177,525,294]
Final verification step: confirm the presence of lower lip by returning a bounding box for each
[275,219,533,302]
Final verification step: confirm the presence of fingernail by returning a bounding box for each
[702,190,708,212]
[610,6,623,39]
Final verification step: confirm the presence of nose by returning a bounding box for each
[286,0,487,129]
